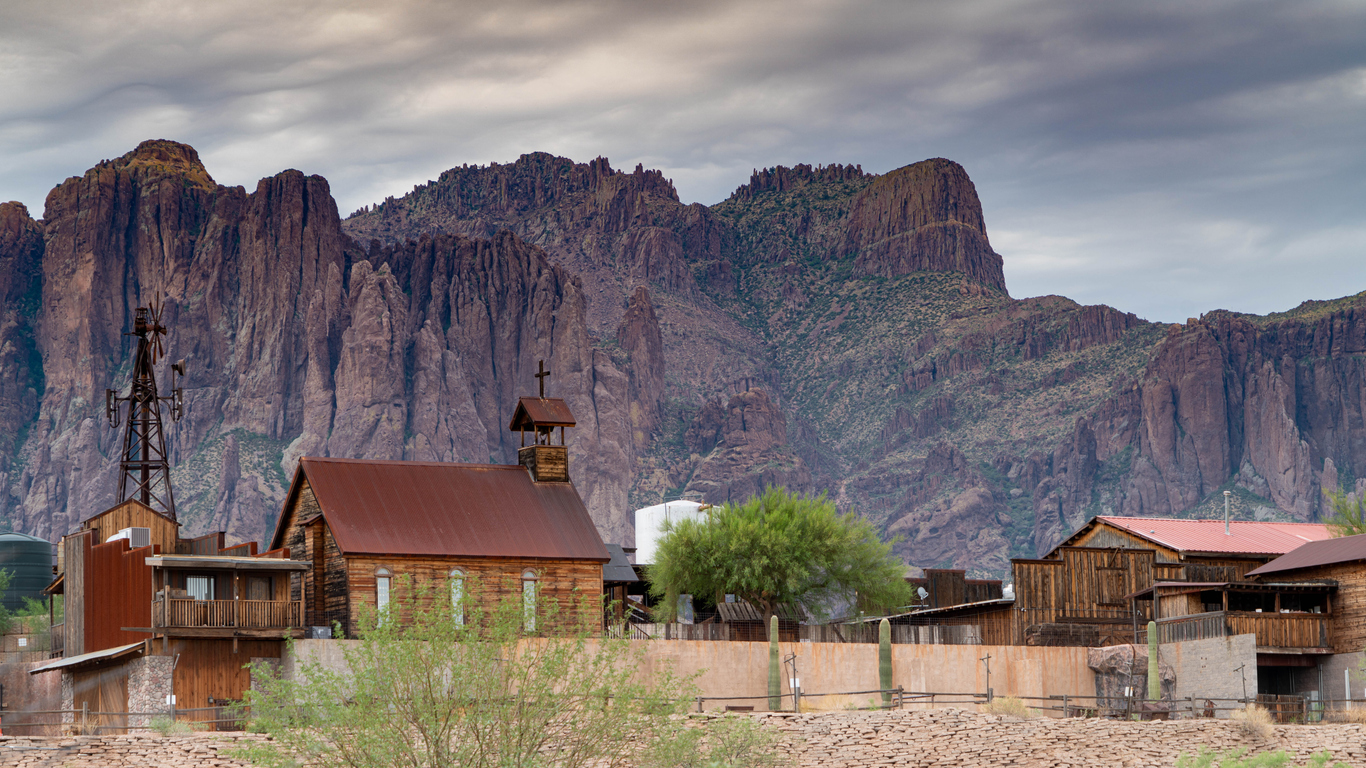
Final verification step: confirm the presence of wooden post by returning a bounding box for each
[81,701,87,734]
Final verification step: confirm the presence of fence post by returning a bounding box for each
[897,686,904,709]
[1063,694,1069,718]
[81,702,87,734]
[696,697,703,713]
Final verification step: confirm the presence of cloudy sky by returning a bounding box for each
[2,0,1363,322]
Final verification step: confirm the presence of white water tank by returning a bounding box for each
[633,500,709,565]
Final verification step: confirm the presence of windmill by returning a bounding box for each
[105,294,186,520]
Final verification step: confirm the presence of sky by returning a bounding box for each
[1,0,1363,323]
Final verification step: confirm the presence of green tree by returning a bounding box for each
[241,577,786,768]
[650,487,913,637]
[1324,491,1366,537]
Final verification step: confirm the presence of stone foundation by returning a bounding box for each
[126,655,174,728]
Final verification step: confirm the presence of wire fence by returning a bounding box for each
[4,689,1363,735]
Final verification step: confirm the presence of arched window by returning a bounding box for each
[450,568,466,626]
[376,567,393,623]
[522,569,539,632]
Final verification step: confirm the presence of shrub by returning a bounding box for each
[147,715,193,736]
[1232,705,1275,740]
[982,696,1033,718]
[1177,747,1349,768]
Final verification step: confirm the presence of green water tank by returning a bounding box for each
[0,532,54,612]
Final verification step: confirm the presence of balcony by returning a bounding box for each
[152,598,305,638]
[1148,611,1331,651]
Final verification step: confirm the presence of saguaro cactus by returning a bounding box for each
[879,617,893,708]
[768,614,781,710]
[1147,620,1160,701]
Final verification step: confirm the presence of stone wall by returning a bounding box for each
[757,708,1366,768]
[2,709,1364,768]
[125,656,174,728]
[1163,634,1258,716]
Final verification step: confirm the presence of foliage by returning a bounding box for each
[649,487,913,631]
[148,715,194,736]
[641,713,791,768]
[1324,491,1366,537]
[1176,748,1348,768]
[0,569,11,635]
[240,576,784,768]
[982,696,1034,718]
[1232,704,1275,740]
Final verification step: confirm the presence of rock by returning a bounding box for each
[617,286,666,450]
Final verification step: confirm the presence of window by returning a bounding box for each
[522,569,538,633]
[376,568,392,623]
[187,575,214,601]
[450,569,465,626]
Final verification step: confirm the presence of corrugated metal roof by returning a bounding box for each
[1246,533,1366,577]
[508,397,576,430]
[29,641,144,674]
[297,458,609,561]
[602,543,639,583]
[1093,516,1331,556]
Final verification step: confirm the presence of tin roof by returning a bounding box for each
[1057,516,1332,557]
[30,640,144,675]
[602,543,639,583]
[1246,533,1366,577]
[275,457,609,562]
[509,397,576,430]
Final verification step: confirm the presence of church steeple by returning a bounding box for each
[508,359,575,483]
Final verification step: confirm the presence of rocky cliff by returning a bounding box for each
[3,141,1365,577]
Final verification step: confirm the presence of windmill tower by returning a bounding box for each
[105,296,186,520]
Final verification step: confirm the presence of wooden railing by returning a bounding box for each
[50,623,64,657]
[153,599,304,630]
[1147,611,1330,649]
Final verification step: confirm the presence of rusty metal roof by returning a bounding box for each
[1246,533,1366,577]
[289,457,608,561]
[1072,516,1332,557]
[508,397,576,430]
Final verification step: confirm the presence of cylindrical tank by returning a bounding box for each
[0,532,54,612]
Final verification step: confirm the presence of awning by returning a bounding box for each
[43,572,64,595]
[29,641,145,675]
[144,555,308,571]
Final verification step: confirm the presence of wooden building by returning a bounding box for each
[1244,533,1366,654]
[268,396,610,639]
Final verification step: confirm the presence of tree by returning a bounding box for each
[1325,490,1366,537]
[649,486,913,637]
[241,577,786,768]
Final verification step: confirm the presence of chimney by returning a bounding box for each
[1224,490,1232,535]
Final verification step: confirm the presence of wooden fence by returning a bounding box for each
[1141,611,1330,649]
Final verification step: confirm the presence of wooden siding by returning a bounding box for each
[72,664,129,733]
[907,570,1003,609]
[63,532,91,657]
[278,478,350,633]
[1260,562,1366,653]
[1182,557,1266,581]
[159,638,283,716]
[82,499,179,555]
[1011,548,1153,645]
[1151,611,1331,649]
[1158,593,1203,618]
[85,538,155,653]
[1068,525,1179,561]
[518,445,569,483]
[344,555,603,636]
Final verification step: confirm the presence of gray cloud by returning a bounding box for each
[1,0,1363,322]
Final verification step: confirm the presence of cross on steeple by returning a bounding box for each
[535,359,550,398]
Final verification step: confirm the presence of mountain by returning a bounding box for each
[3,140,1365,577]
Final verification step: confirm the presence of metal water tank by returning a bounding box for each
[0,532,54,612]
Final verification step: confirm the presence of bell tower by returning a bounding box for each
[508,360,575,483]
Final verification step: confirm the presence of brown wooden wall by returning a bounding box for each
[1267,563,1366,653]
[84,538,155,653]
[82,500,180,555]
[160,638,283,714]
[72,664,129,732]
[278,479,350,633]
[1068,525,1179,561]
[344,554,604,637]
[1183,557,1266,581]
[907,570,1003,609]
[1011,547,1153,644]
[62,531,92,657]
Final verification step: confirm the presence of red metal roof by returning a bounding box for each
[508,397,576,430]
[1094,516,1331,556]
[1246,533,1366,577]
[284,457,609,561]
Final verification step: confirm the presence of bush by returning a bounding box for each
[982,696,1033,718]
[147,715,193,736]
[1232,705,1275,740]
[1177,747,1349,768]
[643,714,791,768]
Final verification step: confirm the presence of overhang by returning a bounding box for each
[145,555,308,571]
[29,641,144,675]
